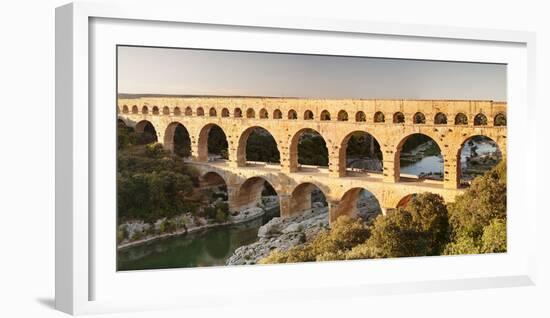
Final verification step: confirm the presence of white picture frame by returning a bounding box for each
[55,2,537,315]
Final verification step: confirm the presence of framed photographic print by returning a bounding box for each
[55,2,537,315]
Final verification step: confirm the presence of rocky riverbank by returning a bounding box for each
[226,203,329,265]
[117,206,267,250]
[226,192,382,265]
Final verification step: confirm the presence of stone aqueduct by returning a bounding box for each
[117,96,507,223]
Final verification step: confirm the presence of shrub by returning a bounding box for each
[481,218,507,253]
[358,209,428,258]
[446,160,507,255]
[144,143,166,158]
[260,216,369,264]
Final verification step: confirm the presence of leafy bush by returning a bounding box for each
[445,160,506,255]
[260,216,370,264]
[117,125,200,223]
[297,132,329,166]
[260,169,507,263]
[481,218,507,253]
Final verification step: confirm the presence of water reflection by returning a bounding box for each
[117,208,279,271]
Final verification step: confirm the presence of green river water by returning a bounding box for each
[117,210,277,271]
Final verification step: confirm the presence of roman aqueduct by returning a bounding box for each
[117,96,507,223]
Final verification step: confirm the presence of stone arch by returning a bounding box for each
[289,182,328,217]
[196,107,205,116]
[234,108,243,118]
[200,171,228,188]
[434,112,447,125]
[233,176,279,213]
[197,123,229,162]
[289,128,329,170]
[395,133,443,181]
[304,110,314,120]
[209,107,217,117]
[396,193,417,208]
[494,113,506,126]
[185,107,193,116]
[152,106,160,115]
[273,109,282,119]
[333,187,382,222]
[288,109,297,120]
[337,110,349,121]
[355,111,366,122]
[122,105,129,114]
[200,171,229,203]
[174,107,181,116]
[457,135,502,187]
[162,106,170,115]
[339,130,383,177]
[221,108,230,117]
[259,108,268,119]
[474,113,488,126]
[320,110,331,121]
[142,106,149,114]
[163,122,191,157]
[134,120,158,143]
[246,108,255,118]
[455,113,468,125]
[236,126,280,166]
[393,112,405,123]
[131,105,138,114]
[413,112,426,124]
[374,111,385,123]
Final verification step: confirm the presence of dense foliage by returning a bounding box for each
[117,123,200,223]
[346,133,382,160]
[173,125,191,158]
[207,125,229,159]
[297,132,329,166]
[444,160,507,254]
[245,128,280,163]
[261,160,507,264]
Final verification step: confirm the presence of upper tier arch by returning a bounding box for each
[118,96,507,190]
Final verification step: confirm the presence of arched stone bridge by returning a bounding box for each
[117,96,507,223]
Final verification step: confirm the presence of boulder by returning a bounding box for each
[258,217,282,237]
[281,223,302,234]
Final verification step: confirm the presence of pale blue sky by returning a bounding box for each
[117,46,506,101]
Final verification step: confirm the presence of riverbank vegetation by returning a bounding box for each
[260,160,507,264]
[117,122,231,244]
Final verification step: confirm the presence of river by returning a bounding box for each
[400,138,499,179]
[117,208,278,271]
[118,140,499,270]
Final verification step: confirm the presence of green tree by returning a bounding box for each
[298,133,329,166]
[346,133,382,160]
[117,124,200,223]
[406,193,449,254]
[245,128,280,163]
[446,160,506,254]
[481,218,507,253]
[173,125,191,158]
[351,209,428,259]
[207,125,229,159]
[348,193,448,259]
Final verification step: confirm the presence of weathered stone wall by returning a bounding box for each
[118,96,507,223]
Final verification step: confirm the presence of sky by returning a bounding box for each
[117,46,506,101]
